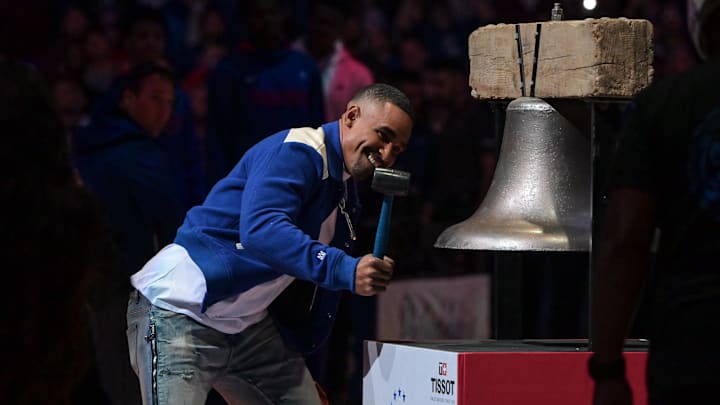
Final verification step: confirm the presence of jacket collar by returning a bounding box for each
[322,120,346,183]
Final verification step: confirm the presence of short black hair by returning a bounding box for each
[350,83,415,122]
[122,63,175,94]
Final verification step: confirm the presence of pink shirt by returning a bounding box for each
[321,42,375,122]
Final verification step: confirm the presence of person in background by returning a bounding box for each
[89,6,207,211]
[73,63,186,405]
[293,0,375,123]
[205,0,325,184]
[52,75,90,135]
[82,28,119,98]
[590,1,720,404]
[0,59,113,404]
[127,83,413,404]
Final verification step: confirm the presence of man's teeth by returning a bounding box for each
[367,153,378,166]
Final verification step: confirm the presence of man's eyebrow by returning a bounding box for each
[378,126,396,138]
[379,126,407,149]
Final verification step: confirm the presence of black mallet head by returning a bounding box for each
[371,168,411,196]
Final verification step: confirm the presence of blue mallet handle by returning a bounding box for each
[373,194,394,258]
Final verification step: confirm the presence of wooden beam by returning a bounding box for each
[469,18,654,100]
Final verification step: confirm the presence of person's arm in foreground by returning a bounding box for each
[591,188,656,405]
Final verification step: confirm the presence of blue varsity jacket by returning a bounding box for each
[174,120,360,352]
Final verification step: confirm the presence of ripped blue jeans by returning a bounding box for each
[126,290,321,405]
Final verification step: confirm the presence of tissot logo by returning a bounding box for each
[430,377,455,395]
[431,361,455,396]
[438,362,447,376]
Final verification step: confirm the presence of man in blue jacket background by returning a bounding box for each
[205,0,325,185]
[127,83,414,404]
[74,63,185,405]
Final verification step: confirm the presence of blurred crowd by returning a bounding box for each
[1,0,699,279]
[2,0,698,280]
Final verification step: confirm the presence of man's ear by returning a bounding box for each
[345,104,359,127]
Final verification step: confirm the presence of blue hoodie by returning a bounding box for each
[91,79,207,210]
[174,120,360,353]
[73,113,186,276]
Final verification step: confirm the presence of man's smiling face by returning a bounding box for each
[340,99,413,181]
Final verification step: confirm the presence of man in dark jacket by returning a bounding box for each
[590,1,720,404]
[90,6,207,210]
[205,0,325,184]
[73,63,186,405]
[75,63,185,275]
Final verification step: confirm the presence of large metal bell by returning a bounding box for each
[434,97,591,251]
